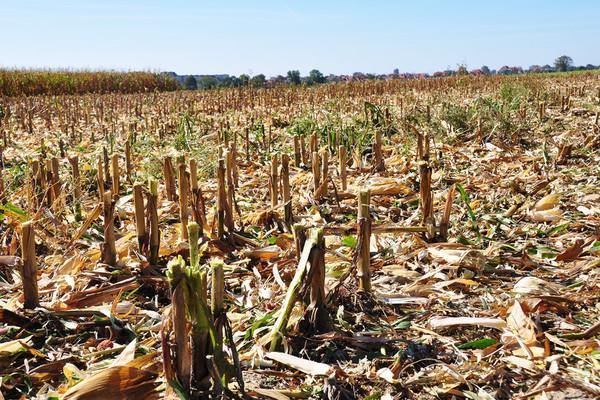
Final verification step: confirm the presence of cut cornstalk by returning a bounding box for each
[20,221,39,309]
[189,159,206,236]
[111,153,120,196]
[356,189,372,292]
[312,151,320,199]
[163,156,176,201]
[216,158,226,240]
[188,222,200,269]
[178,162,189,241]
[97,155,105,200]
[270,153,279,208]
[103,147,111,189]
[338,145,347,191]
[281,153,292,227]
[148,179,160,265]
[68,156,81,202]
[305,228,332,332]
[166,257,192,393]
[439,184,456,241]
[319,149,328,198]
[50,156,61,205]
[133,183,147,253]
[101,191,117,266]
[125,137,133,181]
[293,136,301,167]
[225,149,235,231]
[293,223,306,261]
[373,130,385,172]
[300,136,308,166]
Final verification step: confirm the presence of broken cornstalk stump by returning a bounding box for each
[281,153,292,227]
[270,153,279,208]
[101,191,117,266]
[20,221,39,309]
[216,158,227,240]
[133,183,147,253]
[305,228,332,333]
[147,179,160,265]
[178,162,189,241]
[111,153,120,196]
[163,156,176,201]
[356,189,372,292]
[338,145,347,191]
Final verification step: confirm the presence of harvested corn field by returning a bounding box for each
[0,73,599,399]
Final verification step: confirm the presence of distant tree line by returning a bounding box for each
[168,55,599,91]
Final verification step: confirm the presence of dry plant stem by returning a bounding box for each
[312,151,320,199]
[68,156,81,201]
[418,133,435,239]
[111,153,120,196]
[270,153,279,208]
[169,265,192,393]
[163,156,176,201]
[293,223,306,261]
[103,147,111,188]
[439,184,456,241]
[338,145,347,191]
[293,136,301,167]
[133,183,147,253]
[310,133,317,156]
[269,234,314,351]
[245,127,250,163]
[356,189,372,292]
[20,221,39,309]
[211,261,224,331]
[44,159,54,206]
[101,191,117,266]
[231,139,239,187]
[178,162,189,241]
[147,179,160,265]
[306,228,332,332]
[0,163,4,203]
[50,156,60,205]
[97,155,105,200]
[225,149,235,231]
[419,164,434,231]
[319,149,329,197]
[189,159,206,236]
[373,130,385,172]
[216,158,226,240]
[300,136,307,166]
[188,222,200,269]
[125,138,133,181]
[281,153,292,227]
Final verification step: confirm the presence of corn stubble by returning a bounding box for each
[0,71,599,399]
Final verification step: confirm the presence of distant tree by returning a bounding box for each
[197,76,218,90]
[554,55,573,72]
[239,74,250,86]
[307,69,326,85]
[393,68,400,75]
[457,64,468,76]
[184,75,197,90]
[250,74,266,88]
[541,64,554,72]
[271,75,287,86]
[528,65,542,73]
[287,70,301,85]
[585,64,597,70]
[480,65,491,75]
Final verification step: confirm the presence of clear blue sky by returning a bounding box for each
[1,0,599,76]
